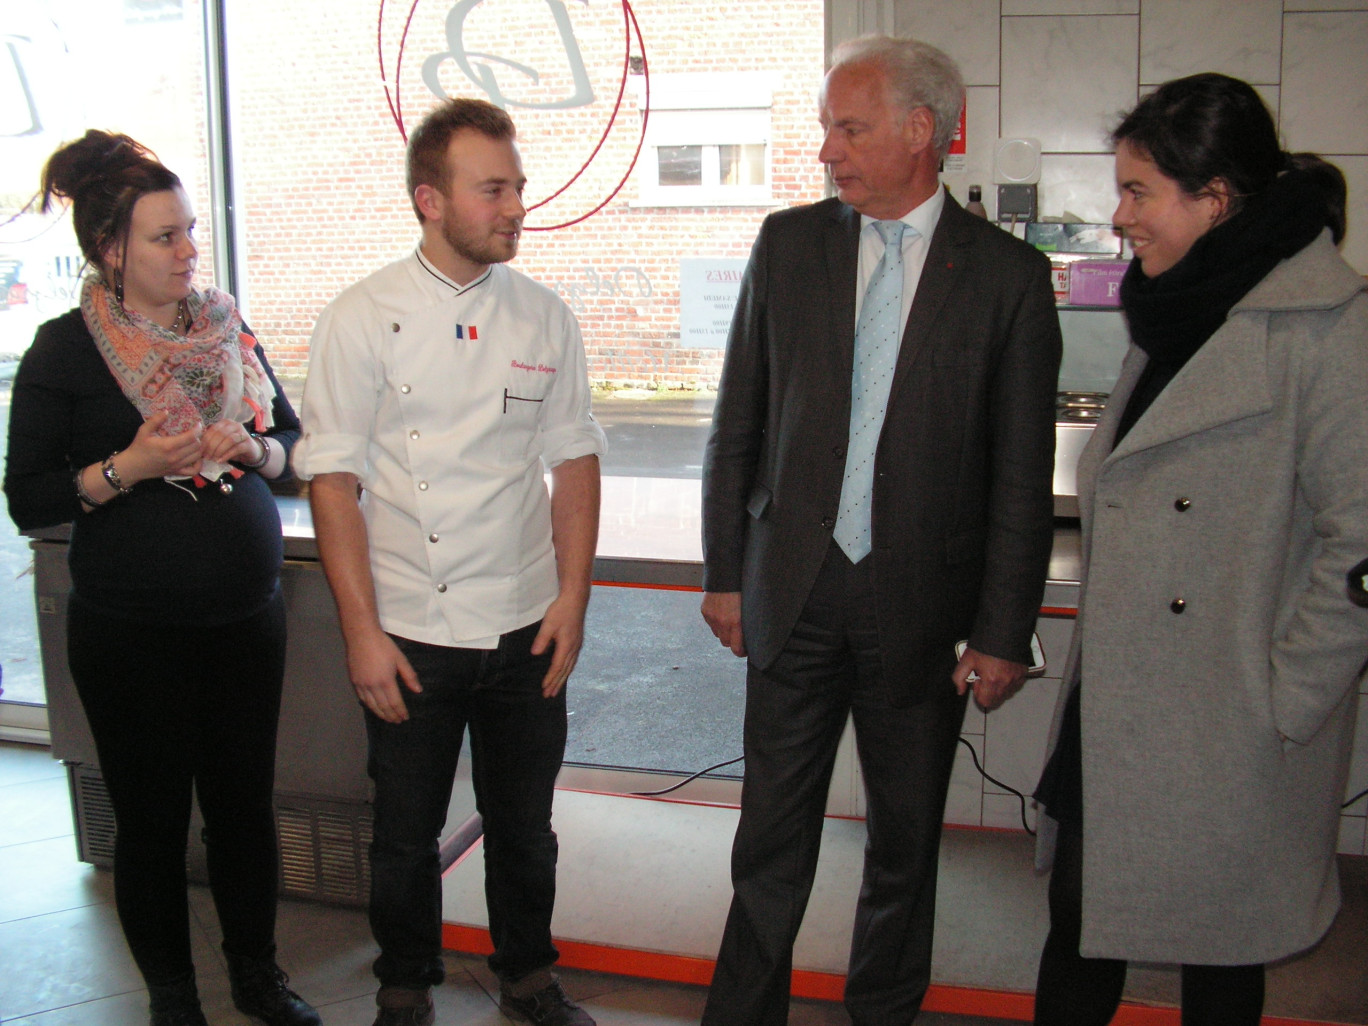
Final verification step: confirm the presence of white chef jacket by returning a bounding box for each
[293,248,607,648]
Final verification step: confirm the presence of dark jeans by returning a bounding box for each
[366,621,566,988]
[1034,819,1266,1026]
[702,544,968,1026]
[68,590,286,986]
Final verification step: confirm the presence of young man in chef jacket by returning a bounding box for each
[294,97,605,1026]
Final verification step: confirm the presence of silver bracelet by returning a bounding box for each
[240,433,271,469]
[100,453,133,496]
[74,467,108,509]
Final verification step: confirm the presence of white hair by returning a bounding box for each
[827,35,965,157]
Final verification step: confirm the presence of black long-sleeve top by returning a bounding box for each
[3,308,300,626]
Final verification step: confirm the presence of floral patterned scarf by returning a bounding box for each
[81,274,276,483]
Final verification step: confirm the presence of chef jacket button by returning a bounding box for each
[821,516,835,529]
[1174,497,1191,511]
[391,323,400,332]
[436,583,447,593]
[428,533,439,543]
[409,430,420,440]
[419,481,429,490]
[1170,598,1186,614]
[400,384,411,394]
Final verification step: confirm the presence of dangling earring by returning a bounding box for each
[113,268,124,305]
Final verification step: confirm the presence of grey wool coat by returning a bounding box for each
[1039,231,1368,965]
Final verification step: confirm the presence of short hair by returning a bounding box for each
[827,35,964,158]
[40,130,182,276]
[1112,72,1346,241]
[405,98,517,221]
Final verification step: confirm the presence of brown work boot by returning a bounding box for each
[372,985,435,1026]
[500,970,594,1026]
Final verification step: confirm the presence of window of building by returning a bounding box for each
[1,0,828,780]
[634,72,776,207]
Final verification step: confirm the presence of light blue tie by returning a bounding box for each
[834,219,910,563]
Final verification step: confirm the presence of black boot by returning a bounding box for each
[225,950,322,1026]
[148,972,209,1026]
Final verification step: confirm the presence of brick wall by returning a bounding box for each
[226,0,826,386]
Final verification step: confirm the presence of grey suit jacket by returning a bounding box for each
[701,191,1062,706]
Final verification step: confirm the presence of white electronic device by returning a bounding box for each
[956,633,1047,680]
[993,137,1042,185]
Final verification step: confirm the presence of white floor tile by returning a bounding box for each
[0,833,110,923]
[0,773,75,847]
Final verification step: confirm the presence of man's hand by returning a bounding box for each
[953,647,1027,712]
[532,593,587,698]
[702,591,746,657]
[346,627,422,724]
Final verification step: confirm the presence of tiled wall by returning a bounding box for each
[881,0,1368,274]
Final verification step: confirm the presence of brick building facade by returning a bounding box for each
[226,0,827,387]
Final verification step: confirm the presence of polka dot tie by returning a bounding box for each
[834,219,911,563]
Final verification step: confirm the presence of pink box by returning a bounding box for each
[1068,260,1128,306]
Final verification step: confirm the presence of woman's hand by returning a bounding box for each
[200,418,264,466]
[117,411,204,482]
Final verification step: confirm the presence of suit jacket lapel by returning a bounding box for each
[824,202,862,386]
[888,190,972,401]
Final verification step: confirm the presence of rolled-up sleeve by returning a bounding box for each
[538,305,607,468]
[291,294,380,482]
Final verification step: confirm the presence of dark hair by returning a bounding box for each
[40,130,182,277]
[1113,73,1346,242]
[405,98,517,222]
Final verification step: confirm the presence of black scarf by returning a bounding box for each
[1112,168,1331,445]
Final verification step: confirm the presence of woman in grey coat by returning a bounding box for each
[1032,74,1368,1025]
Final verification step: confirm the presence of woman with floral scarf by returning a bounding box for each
[3,131,319,1026]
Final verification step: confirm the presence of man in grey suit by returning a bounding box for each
[699,36,1062,1025]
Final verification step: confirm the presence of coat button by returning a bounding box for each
[428,533,439,543]
[1174,497,1191,511]
[391,323,400,332]
[1170,598,1186,614]
[410,430,420,440]
[436,583,447,593]
[821,516,835,529]
[400,384,411,394]
[833,446,845,459]
[419,481,429,490]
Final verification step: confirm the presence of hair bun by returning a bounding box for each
[38,128,181,272]
[41,130,160,208]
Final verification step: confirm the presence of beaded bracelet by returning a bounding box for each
[239,433,271,469]
[101,453,133,496]
[73,467,108,509]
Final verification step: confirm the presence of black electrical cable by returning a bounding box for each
[1344,786,1367,810]
[957,736,1036,836]
[626,740,1040,839]
[630,755,744,797]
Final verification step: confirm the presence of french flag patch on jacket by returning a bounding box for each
[455,324,478,340]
